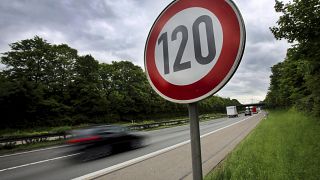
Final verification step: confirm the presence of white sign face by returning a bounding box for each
[145,0,246,103]
[155,7,223,86]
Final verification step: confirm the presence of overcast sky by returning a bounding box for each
[0,0,289,104]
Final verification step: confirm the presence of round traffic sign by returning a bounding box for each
[145,0,245,103]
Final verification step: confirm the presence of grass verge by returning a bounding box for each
[205,109,320,180]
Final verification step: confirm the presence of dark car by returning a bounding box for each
[244,109,252,116]
[67,125,147,161]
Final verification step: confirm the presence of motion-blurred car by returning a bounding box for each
[244,109,252,116]
[67,125,147,161]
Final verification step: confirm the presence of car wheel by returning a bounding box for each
[130,139,142,149]
[79,151,96,162]
[80,145,112,161]
[102,145,112,156]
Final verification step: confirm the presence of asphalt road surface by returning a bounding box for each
[0,112,265,180]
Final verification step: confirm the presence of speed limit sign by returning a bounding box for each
[145,0,246,103]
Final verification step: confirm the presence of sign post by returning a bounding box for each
[145,0,245,179]
[188,103,202,180]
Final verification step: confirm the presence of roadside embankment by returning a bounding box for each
[205,109,320,179]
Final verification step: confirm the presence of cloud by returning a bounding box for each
[215,0,290,103]
[0,0,290,103]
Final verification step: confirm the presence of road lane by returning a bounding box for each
[0,153,79,173]
[0,115,234,170]
[90,112,265,180]
[0,113,261,180]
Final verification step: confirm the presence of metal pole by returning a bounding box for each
[188,102,203,180]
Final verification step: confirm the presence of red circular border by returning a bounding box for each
[145,0,243,102]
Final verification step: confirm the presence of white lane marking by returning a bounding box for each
[0,145,70,158]
[200,114,258,139]
[0,153,80,172]
[73,114,260,180]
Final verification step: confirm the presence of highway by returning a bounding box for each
[0,113,264,180]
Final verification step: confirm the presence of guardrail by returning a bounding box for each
[129,119,189,130]
[0,132,68,147]
[0,119,190,147]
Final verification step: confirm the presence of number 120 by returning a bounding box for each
[158,15,216,74]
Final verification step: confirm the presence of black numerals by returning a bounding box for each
[192,15,216,65]
[172,25,190,72]
[158,15,216,74]
[158,32,169,74]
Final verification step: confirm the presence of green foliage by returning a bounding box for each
[0,36,241,129]
[266,0,320,116]
[199,96,241,113]
[270,0,320,43]
[205,109,320,180]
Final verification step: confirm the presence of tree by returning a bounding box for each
[0,36,244,128]
[0,36,79,128]
[70,55,109,124]
[99,61,151,121]
[1,36,51,84]
[267,0,320,115]
[74,55,99,84]
[271,0,320,44]
[45,44,78,99]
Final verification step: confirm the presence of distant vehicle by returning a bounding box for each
[245,107,252,116]
[251,106,257,114]
[67,125,147,161]
[226,106,238,118]
[257,107,261,112]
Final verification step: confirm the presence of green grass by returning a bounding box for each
[205,109,320,180]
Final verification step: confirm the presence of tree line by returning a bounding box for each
[0,36,240,129]
[265,0,320,116]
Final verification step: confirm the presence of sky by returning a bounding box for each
[0,0,290,104]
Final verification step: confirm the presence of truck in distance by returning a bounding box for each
[245,106,252,116]
[251,106,257,114]
[226,106,238,118]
